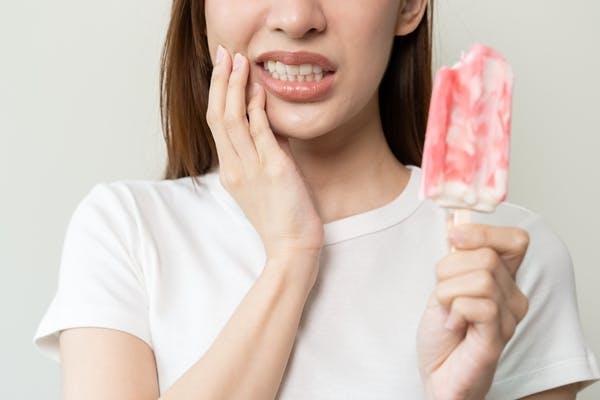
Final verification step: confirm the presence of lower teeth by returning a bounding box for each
[270,72,324,82]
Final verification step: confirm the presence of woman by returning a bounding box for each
[33,0,599,398]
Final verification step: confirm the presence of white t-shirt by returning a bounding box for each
[33,165,600,399]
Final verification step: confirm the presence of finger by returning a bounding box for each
[437,254,528,322]
[487,264,529,323]
[448,224,530,277]
[448,297,518,344]
[247,83,285,164]
[436,269,504,310]
[206,45,238,168]
[436,247,502,281]
[446,297,506,349]
[224,53,259,169]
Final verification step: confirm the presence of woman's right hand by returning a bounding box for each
[206,45,324,268]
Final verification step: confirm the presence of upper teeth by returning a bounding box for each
[263,61,326,82]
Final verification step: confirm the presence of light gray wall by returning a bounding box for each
[0,1,170,398]
[1,0,598,398]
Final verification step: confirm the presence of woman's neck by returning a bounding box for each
[287,100,411,224]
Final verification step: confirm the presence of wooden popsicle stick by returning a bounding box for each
[453,208,472,226]
[448,208,472,253]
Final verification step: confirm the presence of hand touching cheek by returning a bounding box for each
[206,46,324,272]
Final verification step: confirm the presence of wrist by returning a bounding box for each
[266,243,322,262]
[264,252,321,293]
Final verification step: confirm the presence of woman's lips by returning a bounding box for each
[257,66,335,102]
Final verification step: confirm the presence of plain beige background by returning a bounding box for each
[1,1,598,398]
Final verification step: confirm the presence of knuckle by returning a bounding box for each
[502,315,517,340]
[248,123,261,139]
[452,296,467,311]
[484,257,500,275]
[435,285,450,307]
[480,247,499,269]
[247,101,260,114]
[248,125,257,138]
[450,296,473,315]
[484,299,500,320]
[265,157,289,178]
[435,260,447,281]
[205,109,219,127]
[220,171,241,189]
[512,229,530,254]
[244,164,259,179]
[478,270,496,294]
[222,112,239,130]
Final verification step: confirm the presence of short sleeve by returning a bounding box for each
[32,183,152,363]
[486,215,600,399]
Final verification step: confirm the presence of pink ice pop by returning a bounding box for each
[420,44,514,213]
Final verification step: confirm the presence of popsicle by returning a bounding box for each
[420,44,515,332]
[420,43,514,223]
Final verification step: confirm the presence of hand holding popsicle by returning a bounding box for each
[416,44,530,399]
[417,223,530,400]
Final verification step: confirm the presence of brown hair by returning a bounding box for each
[160,0,433,179]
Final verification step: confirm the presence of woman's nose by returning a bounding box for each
[265,0,327,39]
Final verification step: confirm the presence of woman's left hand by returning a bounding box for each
[417,223,530,400]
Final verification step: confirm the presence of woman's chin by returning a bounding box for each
[263,96,338,139]
[266,111,332,141]
[269,122,325,141]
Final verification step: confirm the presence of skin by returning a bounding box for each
[58,0,582,398]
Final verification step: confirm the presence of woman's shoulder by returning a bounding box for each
[82,171,220,208]
[70,171,225,231]
[93,171,218,199]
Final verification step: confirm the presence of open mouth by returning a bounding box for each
[259,61,335,83]
[254,51,337,101]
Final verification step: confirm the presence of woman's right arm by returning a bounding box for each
[60,45,325,400]
[60,253,319,400]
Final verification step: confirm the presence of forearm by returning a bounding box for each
[160,255,318,400]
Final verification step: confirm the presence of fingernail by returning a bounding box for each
[216,45,225,65]
[233,53,243,70]
[250,83,261,97]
